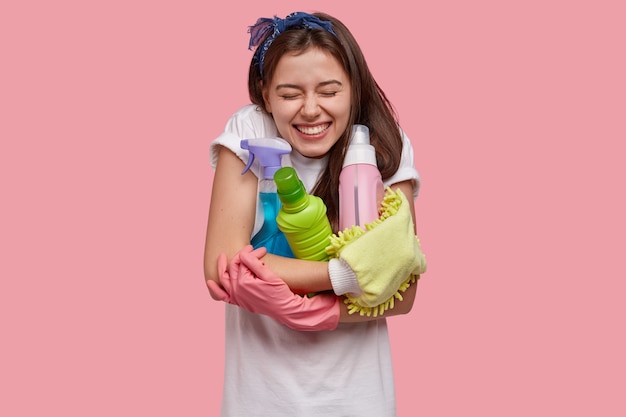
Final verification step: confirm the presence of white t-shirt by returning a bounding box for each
[210,104,421,417]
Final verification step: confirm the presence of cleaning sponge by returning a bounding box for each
[326,187,427,316]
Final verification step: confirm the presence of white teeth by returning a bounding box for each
[297,124,329,135]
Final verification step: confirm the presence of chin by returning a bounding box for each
[294,143,333,159]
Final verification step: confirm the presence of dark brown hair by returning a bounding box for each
[248,12,402,231]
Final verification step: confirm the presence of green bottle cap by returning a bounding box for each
[274,167,306,206]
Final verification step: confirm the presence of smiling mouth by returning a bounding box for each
[295,123,330,135]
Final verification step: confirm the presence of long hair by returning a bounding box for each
[248,12,402,231]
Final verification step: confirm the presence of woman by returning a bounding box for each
[204,12,426,416]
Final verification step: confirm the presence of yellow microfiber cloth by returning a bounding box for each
[326,187,427,317]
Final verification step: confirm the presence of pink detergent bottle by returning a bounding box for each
[338,124,385,230]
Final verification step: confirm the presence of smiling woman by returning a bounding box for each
[203,11,426,417]
[263,48,352,159]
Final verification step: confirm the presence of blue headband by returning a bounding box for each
[248,12,337,77]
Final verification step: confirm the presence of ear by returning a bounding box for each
[261,81,272,113]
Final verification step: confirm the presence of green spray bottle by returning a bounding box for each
[274,167,332,261]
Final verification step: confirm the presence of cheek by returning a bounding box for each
[270,110,295,138]
[330,95,352,116]
[270,101,299,121]
[332,99,352,127]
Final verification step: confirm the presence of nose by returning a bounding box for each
[300,94,321,119]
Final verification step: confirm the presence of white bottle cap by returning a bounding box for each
[342,125,377,167]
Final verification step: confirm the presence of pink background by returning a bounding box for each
[2,1,624,416]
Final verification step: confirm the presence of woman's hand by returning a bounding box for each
[209,245,340,331]
[327,188,426,309]
[206,245,267,303]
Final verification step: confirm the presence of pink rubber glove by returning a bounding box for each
[213,245,340,331]
[206,245,266,303]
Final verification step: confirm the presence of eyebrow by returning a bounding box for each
[275,80,343,90]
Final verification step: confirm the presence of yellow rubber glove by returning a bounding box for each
[326,188,427,316]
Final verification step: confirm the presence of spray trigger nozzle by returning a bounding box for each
[240,138,292,179]
[240,140,255,174]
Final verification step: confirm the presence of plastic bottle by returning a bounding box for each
[274,167,333,261]
[338,124,385,231]
[241,138,294,257]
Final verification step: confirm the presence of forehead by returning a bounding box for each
[270,48,347,84]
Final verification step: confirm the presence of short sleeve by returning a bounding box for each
[383,129,422,199]
[209,105,280,176]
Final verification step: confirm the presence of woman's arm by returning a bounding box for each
[259,255,331,295]
[335,179,421,322]
[249,179,422,321]
[205,151,421,319]
[338,280,418,322]
[204,147,332,296]
[204,146,257,297]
